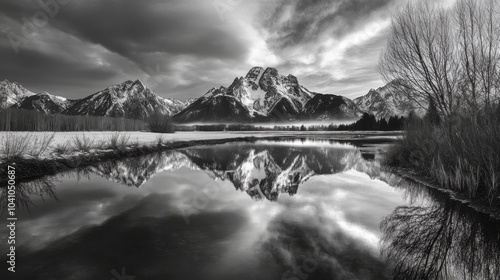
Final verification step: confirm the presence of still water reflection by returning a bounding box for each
[0,139,498,280]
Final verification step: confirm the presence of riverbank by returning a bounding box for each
[385,116,500,207]
[0,131,401,183]
[391,168,500,219]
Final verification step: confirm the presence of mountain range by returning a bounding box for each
[0,79,188,119]
[0,67,426,122]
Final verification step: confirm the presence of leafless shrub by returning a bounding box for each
[28,132,55,158]
[0,133,33,159]
[156,134,164,147]
[108,132,131,150]
[71,134,95,152]
[52,142,72,155]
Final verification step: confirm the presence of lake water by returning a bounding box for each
[1,139,499,280]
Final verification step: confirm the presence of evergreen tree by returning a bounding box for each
[425,98,441,125]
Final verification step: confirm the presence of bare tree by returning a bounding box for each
[379,0,500,120]
[455,0,500,114]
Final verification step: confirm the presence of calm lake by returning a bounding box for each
[1,138,499,280]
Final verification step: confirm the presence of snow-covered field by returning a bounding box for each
[0,131,258,146]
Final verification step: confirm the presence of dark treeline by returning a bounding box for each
[337,113,406,131]
[0,108,147,131]
[178,114,407,131]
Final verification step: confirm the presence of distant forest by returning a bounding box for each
[0,108,408,132]
[0,108,147,131]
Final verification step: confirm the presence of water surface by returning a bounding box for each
[1,139,499,280]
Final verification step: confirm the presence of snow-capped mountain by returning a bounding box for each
[0,79,36,110]
[173,67,362,123]
[354,81,427,119]
[14,92,77,114]
[1,76,426,122]
[64,79,186,119]
[227,67,316,115]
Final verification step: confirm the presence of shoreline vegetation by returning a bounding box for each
[390,168,500,219]
[0,131,398,183]
[0,132,400,182]
[0,133,292,183]
[381,0,500,207]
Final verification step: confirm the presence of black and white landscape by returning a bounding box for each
[1,0,499,280]
[1,67,422,124]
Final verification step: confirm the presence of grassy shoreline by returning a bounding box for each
[0,132,398,183]
[0,135,293,184]
[385,115,500,207]
[390,167,500,219]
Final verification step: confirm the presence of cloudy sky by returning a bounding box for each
[1,0,416,100]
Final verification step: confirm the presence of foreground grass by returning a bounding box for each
[0,132,138,159]
[386,114,500,206]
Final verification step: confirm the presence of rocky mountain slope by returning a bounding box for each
[354,81,427,119]
[0,79,36,110]
[14,92,77,114]
[64,80,186,119]
[0,79,188,119]
[173,67,362,123]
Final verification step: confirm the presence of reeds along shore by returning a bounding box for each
[386,109,500,206]
[0,132,134,160]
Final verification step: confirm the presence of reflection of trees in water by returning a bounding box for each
[0,177,58,215]
[381,182,500,280]
[0,165,97,214]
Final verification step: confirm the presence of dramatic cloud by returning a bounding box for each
[0,0,414,100]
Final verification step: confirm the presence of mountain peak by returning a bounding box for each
[133,79,146,88]
[1,79,23,88]
[263,67,279,77]
[0,80,37,110]
[245,66,265,81]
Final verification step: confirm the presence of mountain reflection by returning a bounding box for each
[380,181,500,280]
[1,140,500,280]
[86,140,379,201]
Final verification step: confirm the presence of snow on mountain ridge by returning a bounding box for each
[1,79,194,118]
[226,67,316,116]
[64,79,188,119]
[354,82,427,119]
[0,79,36,110]
[172,67,365,123]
